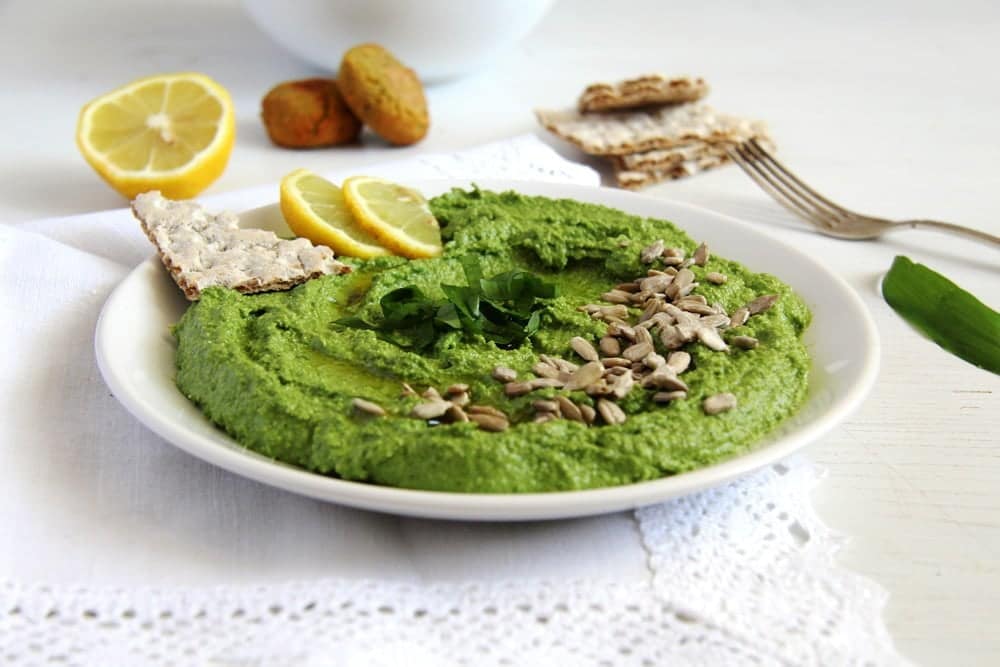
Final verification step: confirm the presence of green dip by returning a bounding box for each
[174,188,811,493]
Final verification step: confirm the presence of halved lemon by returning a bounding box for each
[76,72,235,199]
[341,176,443,259]
[279,169,391,259]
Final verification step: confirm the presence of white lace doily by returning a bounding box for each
[0,461,901,666]
[0,136,903,666]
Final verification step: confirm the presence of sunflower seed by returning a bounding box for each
[530,377,566,390]
[611,323,637,341]
[634,325,654,346]
[446,383,469,395]
[699,314,731,329]
[412,400,451,420]
[570,336,600,362]
[533,412,559,424]
[661,255,684,267]
[445,404,470,422]
[450,391,470,407]
[556,395,584,422]
[666,351,691,374]
[659,325,685,350]
[468,405,507,419]
[614,281,640,293]
[565,361,605,391]
[640,239,665,264]
[642,312,674,331]
[678,294,708,305]
[693,242,710,266]
[532,399,560,413]
[697,326,729,352]
[492,366,518,383]
[679,301,717,316]
[602,357,631,368]
[636,300,660,323]
[639,273,673,293]
[643,352,666,369]
[622,341,654,361]
[630,289,656,305]
[730,307,750,328]
[731,335,759,350]
[653,390,688,403]
[593,304,629,320]
[352,398,386,417]
[579,404,597,425]
[747,294,779,315]
[553,358,579,374]
[706,272,727,285]
[533,362,561,379]
[599,336,621,356]
[664,247,684,259]
[504,381,533,397]
[597,398,627,425]
[469,412,510,431]
[674,268,695,289]
[703,392,738,415]
[608,372,636,399]
[641,369,689,392]
[421,387,442,401]
[601,289,633,304]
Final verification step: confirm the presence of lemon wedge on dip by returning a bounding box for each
[280,169,392,259]
[342,176,443,259]
[76,72,235,199]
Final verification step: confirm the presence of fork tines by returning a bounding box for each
[725,137,861,229]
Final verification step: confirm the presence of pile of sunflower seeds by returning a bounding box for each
[489,241,779,425]
[363,241,778,430]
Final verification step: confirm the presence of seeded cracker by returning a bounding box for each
[614,152,730,190]
[578,74,709,112]
[535,104,768,156]
[132,191,350,300]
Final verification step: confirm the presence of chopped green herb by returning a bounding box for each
[882,255,999,374]
[338,255,558,351]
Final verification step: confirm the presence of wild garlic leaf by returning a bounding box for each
[882,255,999,374]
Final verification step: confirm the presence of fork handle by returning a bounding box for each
[900,219,1000,248]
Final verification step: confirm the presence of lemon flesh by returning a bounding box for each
[76,72,234,199]
[280,169,391,259]
[342,176,443,259]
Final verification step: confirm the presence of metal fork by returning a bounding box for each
[725,138,1000,247]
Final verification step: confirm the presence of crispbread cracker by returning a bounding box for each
[578,74,709,112]
[612,142,730,171]
[612,149,731,190]
[132,191,350,300]
[536,104,768,156]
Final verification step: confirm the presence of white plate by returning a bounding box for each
[95,180,879,521]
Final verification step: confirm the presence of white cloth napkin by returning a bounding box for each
[0,135,904,666]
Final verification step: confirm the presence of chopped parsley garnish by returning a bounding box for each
[338,256,558,350]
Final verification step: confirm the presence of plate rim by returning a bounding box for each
[95,179,880,521]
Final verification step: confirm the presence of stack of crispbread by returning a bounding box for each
[536,74,771,189]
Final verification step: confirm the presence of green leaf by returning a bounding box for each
[333,255,558,351]
[882,255,1000,374]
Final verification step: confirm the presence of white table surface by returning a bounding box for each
[2,0,998,664]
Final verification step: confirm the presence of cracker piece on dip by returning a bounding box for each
[131,191,350,300]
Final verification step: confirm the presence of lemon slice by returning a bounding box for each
[76,72,235,199]
[279,169,391,259]
[341,176,443,259]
